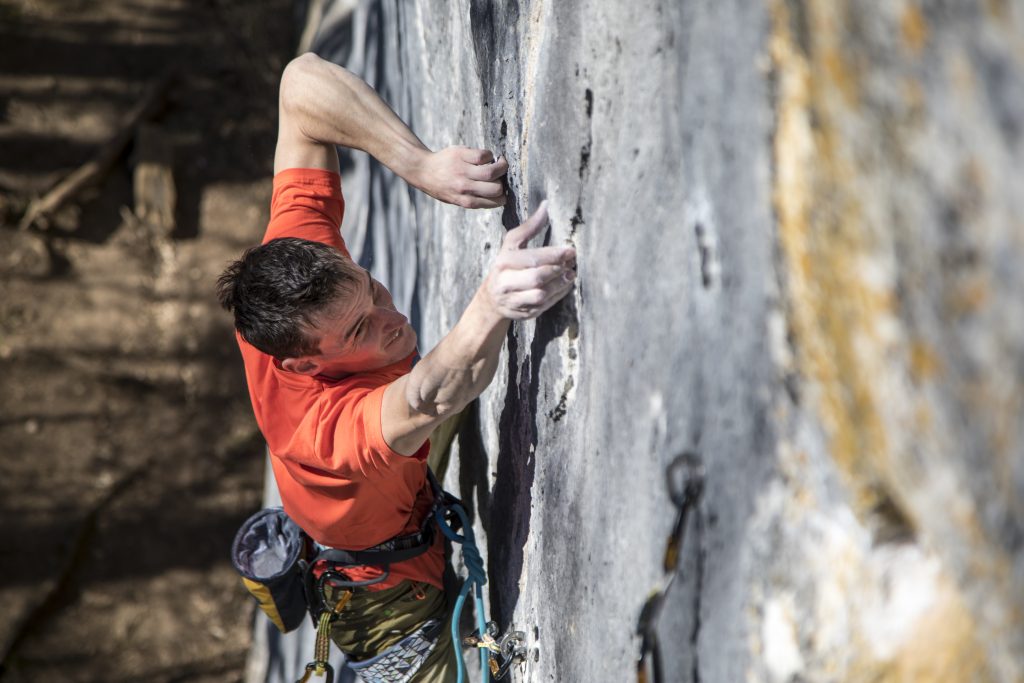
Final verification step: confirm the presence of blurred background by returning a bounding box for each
[4,1,1024,682]
[0,1,296,680]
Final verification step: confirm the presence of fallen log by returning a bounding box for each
[18,71,175,232]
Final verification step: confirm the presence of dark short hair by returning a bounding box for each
[216,237,361,359]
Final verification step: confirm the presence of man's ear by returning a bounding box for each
[280,357,321,376]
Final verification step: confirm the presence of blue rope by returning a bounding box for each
[435,501,490,683]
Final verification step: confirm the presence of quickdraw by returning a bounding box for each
[464,621,527,679]
[635,452,705,683]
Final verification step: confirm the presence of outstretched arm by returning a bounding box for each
[275,52,507,208]
[381,203,577,455]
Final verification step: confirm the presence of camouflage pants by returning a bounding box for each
[323,580,456,683]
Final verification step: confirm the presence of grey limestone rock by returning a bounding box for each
[252,1,1024,681]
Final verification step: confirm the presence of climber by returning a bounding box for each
[217,52,576,681]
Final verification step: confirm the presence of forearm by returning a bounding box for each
[404,286,509,417]
[380,205,571,456]
[381,285,507,455]
[279,52,428,182]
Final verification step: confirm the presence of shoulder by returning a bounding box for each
[264,168,348,253]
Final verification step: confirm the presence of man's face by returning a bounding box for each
[295,268,417,378]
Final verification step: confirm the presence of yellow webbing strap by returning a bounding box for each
[317,590,352,664]
[313,610,333,668]
[298,590,351,683]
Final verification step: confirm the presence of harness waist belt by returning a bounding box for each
[314,526,434,568]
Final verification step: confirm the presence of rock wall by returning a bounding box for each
[258,1,1024,681]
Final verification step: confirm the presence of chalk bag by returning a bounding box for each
[231,507,309,633]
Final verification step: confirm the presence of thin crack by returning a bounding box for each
[690,512,705,683]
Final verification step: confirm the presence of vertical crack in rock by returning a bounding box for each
[546,375,572,423]
[470,0,521,152]
[456,400,493,534]
[468,0,497,86]
[491,331,535,628]
[689,512,706,683]
[491,274,579,629]
[501,176,522,231]
[569,86,592,244]
[578,88,593,180]
[694,221,713,289]
[569,202,584,237]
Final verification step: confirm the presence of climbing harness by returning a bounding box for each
[232,468,524,682]
[635,452,705,683]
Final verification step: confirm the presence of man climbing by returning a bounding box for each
[217,52,576,681]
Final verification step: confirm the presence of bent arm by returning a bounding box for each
[381,204,577,455]
[382,289,509,455]
[275,53,507,207]
[275,52,427,178]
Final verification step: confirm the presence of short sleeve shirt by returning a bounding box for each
[236,168,442,590]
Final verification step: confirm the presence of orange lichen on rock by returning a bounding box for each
[943,277,990,317]
[771,1,1022,677]
[984,0,1010,21]
[908,340,942,382]
[769,0,894,514]
[901,3,929,55]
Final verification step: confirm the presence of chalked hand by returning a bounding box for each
[484,202,577,320]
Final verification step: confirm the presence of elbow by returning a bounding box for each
[404,379,435,417]
[283,52,320,79]
[279,53,318,114]
[405,381,466,421]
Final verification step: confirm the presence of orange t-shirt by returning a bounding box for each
[236,168,443,590]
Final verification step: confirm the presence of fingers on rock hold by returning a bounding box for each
[462,148,494,164]
[467,160,507,182]
[499,247,569,267]
[468,179,505,198]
